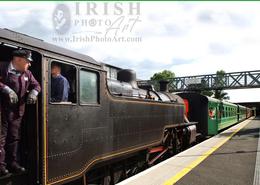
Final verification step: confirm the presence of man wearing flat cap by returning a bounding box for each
[0,49,41,176]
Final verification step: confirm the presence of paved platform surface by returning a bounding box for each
[118,117,259,185]
[176,117,259,185]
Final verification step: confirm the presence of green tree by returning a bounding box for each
[150,70,175,91]
[213,70,229,100]
[215,70,226,87]
[150,70,175,81]
[201,90,214,97]
[214,90,230,100]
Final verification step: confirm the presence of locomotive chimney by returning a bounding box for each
[159,80,169,92]
[117,69,138,88]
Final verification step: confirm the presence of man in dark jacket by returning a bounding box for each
[0,50,41,176]
[51,62,70,102]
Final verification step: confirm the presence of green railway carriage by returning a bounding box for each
[178,93,247,137]
[218,101,238,131]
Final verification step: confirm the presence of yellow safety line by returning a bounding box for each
[163,119,252,185]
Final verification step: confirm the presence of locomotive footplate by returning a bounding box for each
[165,122,197,129]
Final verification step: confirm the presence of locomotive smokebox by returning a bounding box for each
[159,80,169,92]
[117,69,138,88]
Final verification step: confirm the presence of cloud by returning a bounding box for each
[208,43,233,55]
[227,13,251,28]
[197,9,251,28]
[172,58,195,66]
[15,19,52,39]
[163,24,189,37]
[198,11,214,24]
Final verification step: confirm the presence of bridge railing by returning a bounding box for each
[137,70,260,92]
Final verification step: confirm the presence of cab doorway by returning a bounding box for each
[0,42,42,184]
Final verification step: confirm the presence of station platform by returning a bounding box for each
[118,117,260,185]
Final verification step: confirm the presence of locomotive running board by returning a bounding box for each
[164,122,197,129]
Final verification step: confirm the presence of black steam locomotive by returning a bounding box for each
[0,29,197,185]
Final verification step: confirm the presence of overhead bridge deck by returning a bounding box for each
[118,117,260,185]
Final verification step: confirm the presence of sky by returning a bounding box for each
[0,2,260,103]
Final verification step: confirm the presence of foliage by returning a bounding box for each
[201,90,214,97]
[150,70,175,91]
[213,70,230,100]
[214,90,230,100]
[150,70,175,81]
[199,70,229,100]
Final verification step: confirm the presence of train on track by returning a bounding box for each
[178,93,253,137]
[0,29,254,185]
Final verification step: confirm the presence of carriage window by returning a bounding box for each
[50,61,76,103]
[80,70,99,104]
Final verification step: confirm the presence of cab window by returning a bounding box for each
[80,69,99,104]
[50,61,76,104]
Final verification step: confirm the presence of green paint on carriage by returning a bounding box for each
[207,98,220,136]
[207,98,238,135]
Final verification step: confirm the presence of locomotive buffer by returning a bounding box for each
[118,117,260,185]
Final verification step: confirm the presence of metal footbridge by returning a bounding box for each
[138,70,260,92]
